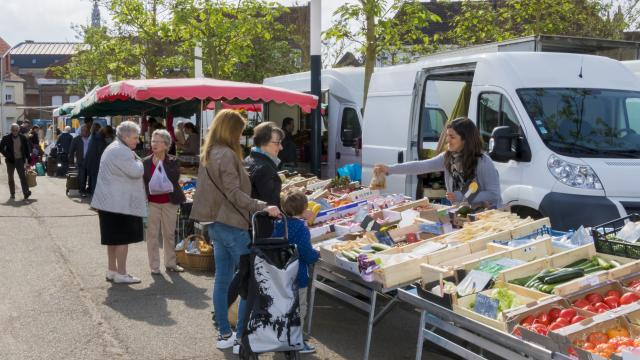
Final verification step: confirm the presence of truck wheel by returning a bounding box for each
[511,206,543,220]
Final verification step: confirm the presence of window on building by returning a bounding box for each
[52,95,63,106]
[4,86,14,103]
[69,95,80,103]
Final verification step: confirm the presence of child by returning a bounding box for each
[272,190,319,354]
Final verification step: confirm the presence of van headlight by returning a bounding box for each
[547,154,603,190]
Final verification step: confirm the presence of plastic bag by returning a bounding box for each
[369,171,386,190]
[337,163,362,182]
[148,160,173,195]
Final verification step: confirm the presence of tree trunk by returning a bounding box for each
[362,0,377,109]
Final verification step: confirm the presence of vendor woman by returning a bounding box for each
[374,117,502,209]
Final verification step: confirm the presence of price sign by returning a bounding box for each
[473,293,500,319]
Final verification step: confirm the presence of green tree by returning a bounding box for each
[449,0,627,47]
[324,0,441,107]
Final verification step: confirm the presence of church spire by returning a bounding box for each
[91,0,101,27]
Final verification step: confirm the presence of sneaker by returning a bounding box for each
[24,191,31,200]
[105,270,117,282]
[299,341,316,354]
[151,269,161,275]
[232,340,241,355]
[166,265,184,272]
[216,332,236,350]
[113,273,141,284]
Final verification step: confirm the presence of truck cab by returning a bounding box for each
[363,52,640,230]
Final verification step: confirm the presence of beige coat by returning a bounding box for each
[190,145,266,230]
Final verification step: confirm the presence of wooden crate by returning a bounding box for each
[452,283,551,332]
[609,260,640,281]
[373,241,449,288]
[387,198,430,213]
[565,280,634,313]
[509,217,552,239]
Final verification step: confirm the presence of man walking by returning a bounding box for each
[85,123,106,195]
[69,125,90,197]
[0,124,32,200]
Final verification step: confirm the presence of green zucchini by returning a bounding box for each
[543,269,584,284]
[342,251,358,262]
[511,275,535,287]
[596,256,614,270]
[565,258,591,268]
[371,243,391,252]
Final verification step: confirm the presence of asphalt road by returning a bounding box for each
[0,161,456,360]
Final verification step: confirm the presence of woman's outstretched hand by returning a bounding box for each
[373,164,389,176]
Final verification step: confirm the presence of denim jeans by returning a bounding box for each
[209,222,250,337]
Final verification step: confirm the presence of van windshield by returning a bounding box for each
[517,88,640,158]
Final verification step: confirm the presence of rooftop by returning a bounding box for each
[10,41,83,56]
[0,36,10,56]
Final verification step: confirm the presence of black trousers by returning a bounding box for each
[77,162,88,193]
[6,158,29,196]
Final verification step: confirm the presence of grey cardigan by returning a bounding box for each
[388,153,502,208]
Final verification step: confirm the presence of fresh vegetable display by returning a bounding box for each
[571,328,638,359]
[513,306,587,337]
[627,279,640,292]
[467,287,521,316]
[572,290,640,313]
[510,256,619,294]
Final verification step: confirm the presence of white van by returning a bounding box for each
[363,52,640,230]
[263,68,365,177]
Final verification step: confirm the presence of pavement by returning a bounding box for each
[0,161,457,360]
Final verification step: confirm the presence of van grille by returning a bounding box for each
[605,161,640,167]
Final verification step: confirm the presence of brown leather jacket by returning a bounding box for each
[190,145,266,230]
[142,155,186,205]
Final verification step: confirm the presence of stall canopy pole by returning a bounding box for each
[310,0,322,176]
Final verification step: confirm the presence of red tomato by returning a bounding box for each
[620,292,640,305]
[604,296,620,309]
[520,315,535,326]
[606,290,622,299]
[548,322,565,331]
[571,315,586,324]
[555,317,570,327]
[574,299,590,308]
[583,305,597,313]
[536,312,551,326]
[586,293,604,304]
[531,323,548,336]
[628,279,640,287]
[594,302,611,312]
[582,342,596,350]
[587,332,609,346]
[559,308,577,320]
[548,307,561,321]
[609,336,634,348]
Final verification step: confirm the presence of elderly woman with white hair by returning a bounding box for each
[142,129,186,274]
[91,121,146,284]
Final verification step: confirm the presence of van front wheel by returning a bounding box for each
[510,205,543,220]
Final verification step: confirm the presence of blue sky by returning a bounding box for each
[0,0,346,46]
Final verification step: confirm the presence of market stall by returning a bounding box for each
[288,172,640,360]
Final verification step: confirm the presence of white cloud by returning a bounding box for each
[0,0,350,46]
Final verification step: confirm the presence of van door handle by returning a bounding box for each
[397,151,404,163]
[336,152,341,160]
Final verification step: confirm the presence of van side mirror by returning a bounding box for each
[489,126,517,162]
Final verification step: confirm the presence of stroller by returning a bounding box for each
[237,212,302,360]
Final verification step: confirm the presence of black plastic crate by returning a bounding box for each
[591,213,640,259]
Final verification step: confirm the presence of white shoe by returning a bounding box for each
[105,270,117,282]
[216,332,236,350]
[113,273,141,284]
[232,340,240,354]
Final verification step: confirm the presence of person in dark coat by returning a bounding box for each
[85,123,107,195]
[69,125,90,197]
[0,124,32,199]
[278,117,297,166]
[56,126,74,176]
[244,121,284,238]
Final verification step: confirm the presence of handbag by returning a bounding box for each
[26,169,37,187]
[148,160,174,195]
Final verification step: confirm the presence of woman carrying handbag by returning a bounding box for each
[143,129,187,275]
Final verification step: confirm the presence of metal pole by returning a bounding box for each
[310,0,321,176]
[194,43,203,78]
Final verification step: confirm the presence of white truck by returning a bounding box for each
[362,52,640,230]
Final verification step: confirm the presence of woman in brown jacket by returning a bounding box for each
[143,129,187,275]
[191,110,280,350]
